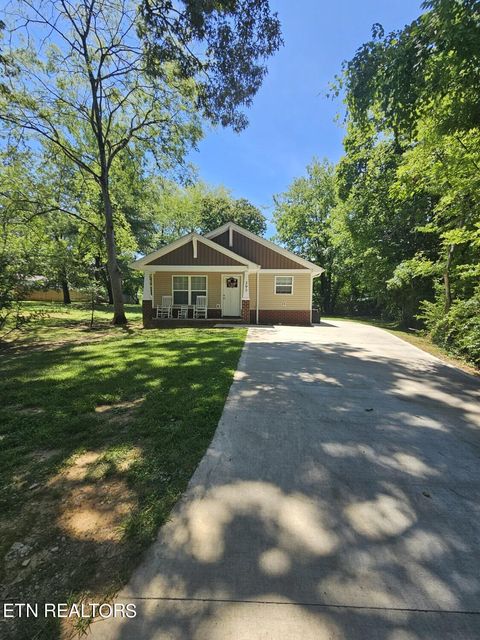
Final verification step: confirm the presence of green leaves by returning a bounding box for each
[139,0,282,132]
[335,0,480,341]
[273,159,340,313]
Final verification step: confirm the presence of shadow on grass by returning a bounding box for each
[0,326,245,639]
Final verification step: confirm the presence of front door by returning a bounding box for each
[222,275,241,316]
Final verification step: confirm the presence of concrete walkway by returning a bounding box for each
[90,321,480,639]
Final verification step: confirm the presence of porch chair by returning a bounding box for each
[177,305,189,320]
[193,295,207,319]
[156,295,173,319]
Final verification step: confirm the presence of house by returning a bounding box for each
[131,222,324,327]
[22,276,89,303]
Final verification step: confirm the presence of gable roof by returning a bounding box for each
[205,222,324,274]
[130,232,260,270]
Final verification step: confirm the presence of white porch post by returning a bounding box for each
[142,272,152,301]
[240,270,250,323]
[242,272,250,300]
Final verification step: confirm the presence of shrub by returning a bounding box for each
[420,287,480,368]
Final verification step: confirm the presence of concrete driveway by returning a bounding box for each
[90,321,480,639]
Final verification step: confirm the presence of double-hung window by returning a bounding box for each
[275,275,293,295]
[190,276,207,305]
[172,275,207,305]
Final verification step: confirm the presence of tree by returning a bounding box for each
[139,0,282,132]
[196,187,266,235]
[1,0,281,324]
[331,0,480,351]
[136,180,267,248]
[273,159,338,313]
[2,0,203,323]
[335,130,437,324]
[338,0,480,139]
[0,148,53,334]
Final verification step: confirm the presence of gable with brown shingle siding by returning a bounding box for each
[212,230,305,269]
[145,240,244,266]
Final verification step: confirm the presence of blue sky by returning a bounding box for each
[190,0,422,237]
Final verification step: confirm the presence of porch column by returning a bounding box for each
[142,272,153,328]
[241,273,250,323]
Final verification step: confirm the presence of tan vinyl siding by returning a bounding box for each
[152,272,222,308]
[258,273,311,311]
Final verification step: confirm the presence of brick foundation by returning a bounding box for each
[258,309,311,326]
[143,301,311,327]
[142,300,153,328]
[241,299,250,322]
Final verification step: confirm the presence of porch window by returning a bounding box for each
[172,275,207,305]
[191,276,207,305]
[275,275,293,294]
[172,276,188,304]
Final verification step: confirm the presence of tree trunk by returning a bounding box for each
[443,244,454,313]
[94,256,113,304]
[100,176,127,324]
[61,278,71,305]
[94,256,102,282]
[104,271,114,305]
[85,43,127,324]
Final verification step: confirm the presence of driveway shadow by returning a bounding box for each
[90,323,480,640]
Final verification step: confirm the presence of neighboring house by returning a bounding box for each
[22,276,89,303]
[25,289,89,303]
[131,222,324,326]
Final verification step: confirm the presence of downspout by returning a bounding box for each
[310,273,313,324]
[256,270,259,325]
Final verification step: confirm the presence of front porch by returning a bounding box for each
[142,299,249,328]
[141,271,253,328]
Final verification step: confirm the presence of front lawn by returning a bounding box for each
[0,303,246,639]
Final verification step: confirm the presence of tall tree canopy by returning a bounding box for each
[1,0,281,323]
[139,0,282,131]
[277,0,479,366]
[140,181,266,249]
[273,160,339,313]
[338,0,480,359]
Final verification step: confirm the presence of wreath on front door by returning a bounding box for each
[226,277,238,288]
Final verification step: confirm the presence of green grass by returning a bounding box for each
[0,303,246,639]
[324,315,479,375]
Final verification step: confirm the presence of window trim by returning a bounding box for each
[274,275,294,295]
[172,274,208,305]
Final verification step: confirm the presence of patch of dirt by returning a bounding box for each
[48,450,137,543]
[60,451,103,482]
[1,447,139,636]
[95,397,144,425]
[58,479,136,543]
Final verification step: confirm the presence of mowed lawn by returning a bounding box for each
[0,304,246,639]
